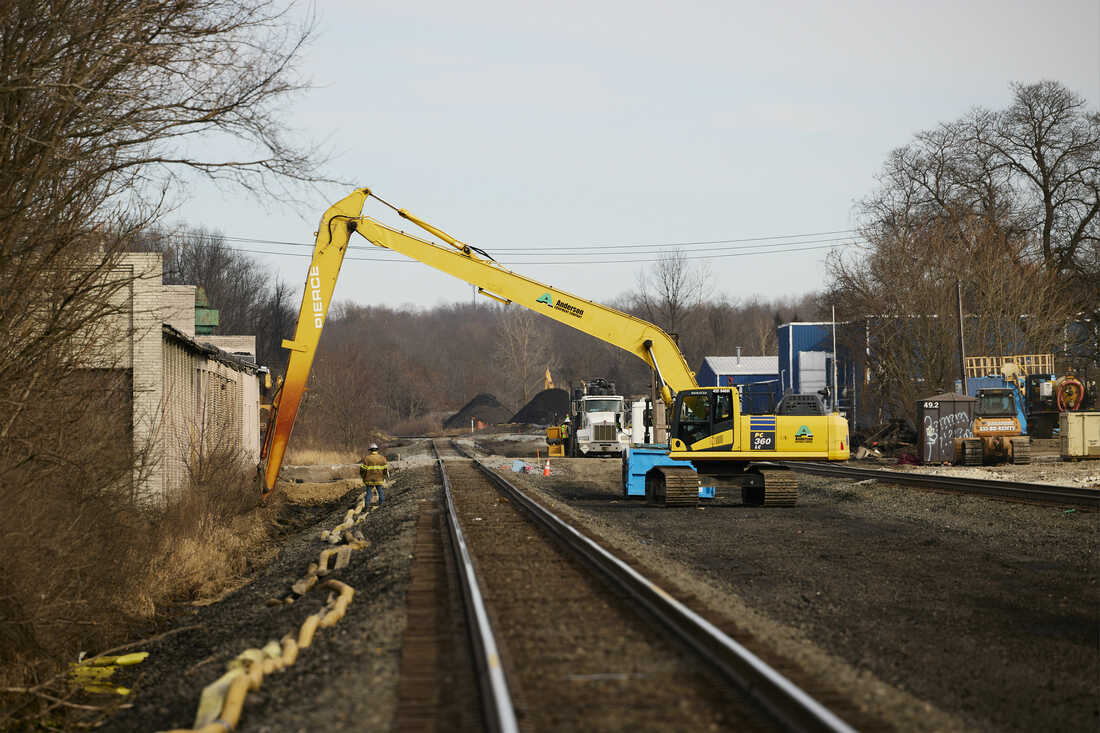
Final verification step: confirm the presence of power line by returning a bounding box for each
[183,226,862,254]
[222,239,856,265]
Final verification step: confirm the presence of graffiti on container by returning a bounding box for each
[924,411,973,456]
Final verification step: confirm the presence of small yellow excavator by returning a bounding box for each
[260,189,849,506]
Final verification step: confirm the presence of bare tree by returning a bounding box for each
[829,208,1078,427]
[977,81,1099,273]
[493,307,559,409]
[631,249,712,338]
[305,342,380,450]
[0,0,328,707]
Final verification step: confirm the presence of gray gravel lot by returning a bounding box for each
[498,450,1098,733]
[96,437,1098,732]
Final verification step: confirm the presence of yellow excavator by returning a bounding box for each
[260,189,849,506]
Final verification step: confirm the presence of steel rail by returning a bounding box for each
[470,457,857,733]
[777,461,1099,509]
[434,443,519,733]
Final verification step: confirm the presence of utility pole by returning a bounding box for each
[827,301,836,411]
[956,279,968,395]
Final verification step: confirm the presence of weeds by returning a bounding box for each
[284,447,361,465]
[0,443,278,729]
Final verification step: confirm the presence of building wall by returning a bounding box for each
[778,322,862,424]
[128,253,169,504]
[162,285,197,337]
[162,334,193,498]
[159,333,261,499]
[84,254,263,505]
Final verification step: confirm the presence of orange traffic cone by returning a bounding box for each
[542,458,551,477]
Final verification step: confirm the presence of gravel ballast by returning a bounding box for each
[498,451,1098,733]
[95,438,1097,732]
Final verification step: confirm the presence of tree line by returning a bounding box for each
[287,290,812,447]
[828,80,1098,425]
[169,84,1096,443]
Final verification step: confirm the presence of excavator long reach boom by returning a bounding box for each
[262,188,697,493]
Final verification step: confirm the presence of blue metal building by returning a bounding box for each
[696,354,780,414]
[777,322,858,420]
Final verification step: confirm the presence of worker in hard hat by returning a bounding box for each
[359,444,389,509]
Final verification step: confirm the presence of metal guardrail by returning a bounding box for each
[471,457,856,733]
[778,461,1099,509]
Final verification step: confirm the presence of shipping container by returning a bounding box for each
[918,392,977,464]
[1060,411,1100,460]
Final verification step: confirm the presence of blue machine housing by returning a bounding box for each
[622,445,715,499]
[956,376,1028,434]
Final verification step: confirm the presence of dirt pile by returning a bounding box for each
[443,393,512,429]
[509,388,570,425]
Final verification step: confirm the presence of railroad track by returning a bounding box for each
[430,438,467,460]
[778,461,1099,509]
[426,439,857,732]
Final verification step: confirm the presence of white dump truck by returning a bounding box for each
[568,378,631,457]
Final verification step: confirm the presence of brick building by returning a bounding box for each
[107,253,263,505]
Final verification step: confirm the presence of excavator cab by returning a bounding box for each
[670,389,735,450]
[976,389,1018,418]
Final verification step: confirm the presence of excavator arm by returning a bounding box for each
[262,188,696,493]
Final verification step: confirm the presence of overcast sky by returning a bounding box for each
[171,0,1100,312]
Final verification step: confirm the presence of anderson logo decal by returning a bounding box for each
[795,425,814,442]
[536,292,585,318]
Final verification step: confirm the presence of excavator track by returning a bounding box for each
[961,438,983,466]
[741,469,799,507]
[646,466,700,507]
[1010,438,1031,465]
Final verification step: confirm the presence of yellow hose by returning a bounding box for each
[297,613,322,649]
[161,489,368,732]
[216,674,250,730]
[280,635,299,667]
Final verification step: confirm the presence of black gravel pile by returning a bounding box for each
[442,393,511,429]
[509,388,570,425]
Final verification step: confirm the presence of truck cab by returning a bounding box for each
[569,379,631,456]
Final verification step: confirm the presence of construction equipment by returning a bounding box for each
[567,378,631,457]
[1054,374,1086,412]
[954,388,1030,466]
[261,189,849,506]
[962,354,1090,439]
[544,425,566,457]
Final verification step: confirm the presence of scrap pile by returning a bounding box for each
[443,393,512,429]
[509,388,570,425]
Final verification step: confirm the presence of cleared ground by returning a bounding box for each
[495,438,1098,733]
[98,435,1098,732]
